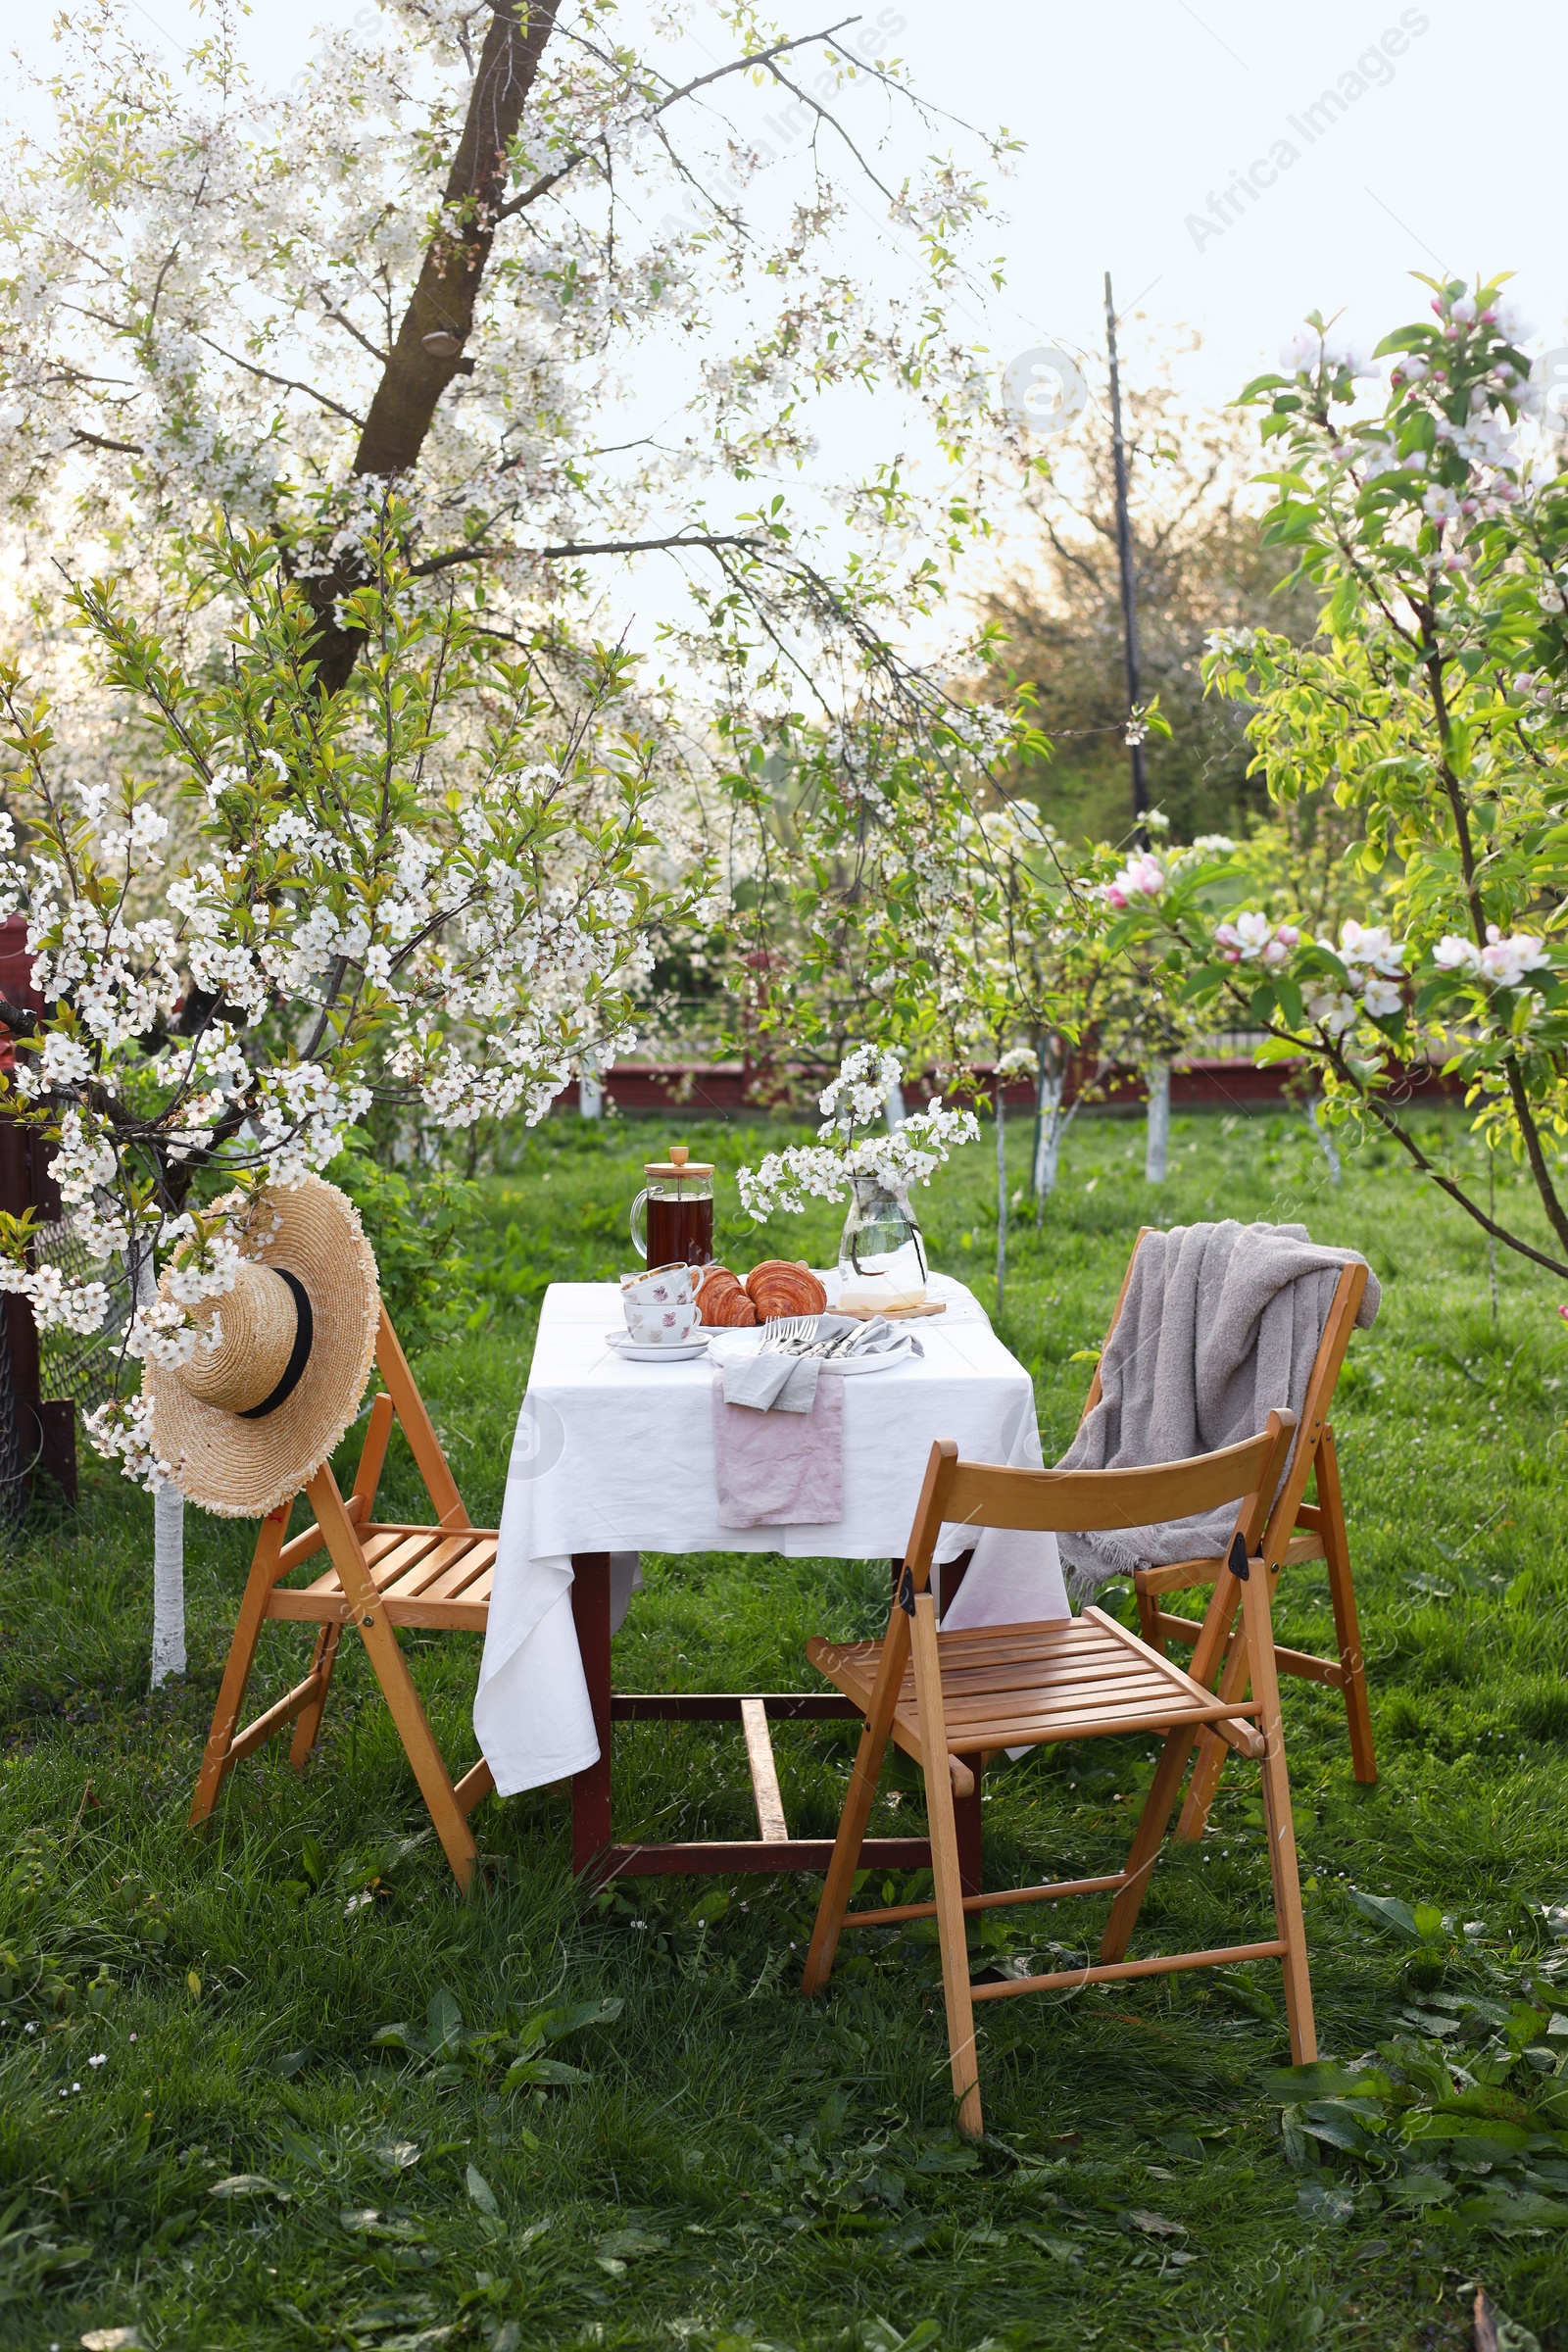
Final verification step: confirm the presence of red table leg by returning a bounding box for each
[565,1552,958,1884]
[570,1553,613,1879]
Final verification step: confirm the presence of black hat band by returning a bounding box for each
[237,1267,315,1419]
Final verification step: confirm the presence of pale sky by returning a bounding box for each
[11,0,1566,653]
[74,0,1568,405]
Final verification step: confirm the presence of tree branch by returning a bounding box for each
[494,19,864,220]
[193,334,365,426]
[406,528,766,575]
[313,285,392,367]
[1210,968,1568,1279]
[71,426,144,457]
[765,64,898,205]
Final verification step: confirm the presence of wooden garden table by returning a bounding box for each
[471,1275,1069,1887]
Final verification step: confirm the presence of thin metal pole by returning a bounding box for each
[1103,270,1149,833]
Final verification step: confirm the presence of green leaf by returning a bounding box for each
[501,2056,590,2092]
[426,1988,464,2053]
[539,1996,623,2037]
[1403,2113,1535,2154]
[910,2143,980,2174]
[1348,1889,1433,1943]
[1453,2187,1568,2230]
[1261,2061,1389,2102]
[1299,2100,1375,2155]
[339,2209,428,2242]
[209,2174,290,2200]
[465,2166,499,2218]
[1388,2168,1455,2207]
[594,2227,669,2260]
[1297,2181,1355,2226]
[1238,370,1294,403]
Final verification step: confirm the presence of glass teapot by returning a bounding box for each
[630,1144,715,1266]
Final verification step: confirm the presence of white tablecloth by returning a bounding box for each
[472,1272,1069,1794]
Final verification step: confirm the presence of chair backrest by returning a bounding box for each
[903,1414,1298,1590]
[368,1308,470,1530]
[1078,1225,1367,1540]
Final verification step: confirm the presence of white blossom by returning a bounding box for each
[1102,853,1165,911]
[1434,926,1553,991]
[1214,911,1300,968]
[738,1046,980,1220]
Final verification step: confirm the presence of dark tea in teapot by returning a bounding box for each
[630,1145,714,1266]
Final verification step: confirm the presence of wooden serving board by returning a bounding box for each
[834,1299,946,1321]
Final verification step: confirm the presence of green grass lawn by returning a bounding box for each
[4,1103,1567,2351]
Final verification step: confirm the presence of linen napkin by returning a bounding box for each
[720,1314,917,1414]
[711,1368,845,1527]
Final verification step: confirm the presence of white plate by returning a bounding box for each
[604,1332,710,1363]
[829,1345,914,1377]
[707,1330,914,1376]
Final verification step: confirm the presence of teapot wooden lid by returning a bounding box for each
[643,1143,714,1177]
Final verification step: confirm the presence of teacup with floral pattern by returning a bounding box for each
[620,1260,702,1346]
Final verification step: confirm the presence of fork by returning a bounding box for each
[758,1314,822,1351]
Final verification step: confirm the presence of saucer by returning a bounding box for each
[605,1331,710,1363]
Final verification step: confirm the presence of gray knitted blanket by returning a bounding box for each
[1056,1220,1378,1595]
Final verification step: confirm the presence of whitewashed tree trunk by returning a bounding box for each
[884,1080,906,1130]
[1034,1064,1066,1222]
[1306,1097,1341,1183]
[1145,1060,1171,1185]
[1033,1041,1091,1228]
[577,1072,603,1119]
[134,1249,186,1688]
[150,1479,186,1689]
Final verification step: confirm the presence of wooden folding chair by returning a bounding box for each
[1081,1227,1375,1838]
[802,1416,1313,2137]
[189,1309,496,1890]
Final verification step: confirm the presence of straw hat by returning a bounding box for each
[147,1177,381,1518]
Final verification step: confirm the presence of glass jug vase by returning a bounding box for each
[836,1175,927,1311]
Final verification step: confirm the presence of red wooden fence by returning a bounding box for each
[550,1051,1462,1120]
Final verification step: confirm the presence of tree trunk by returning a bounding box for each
[150,1479,187,1690]
[578,1072,603,1119]
[306,0,564,695]
[134,1250,186,1689]
[1034,1057,1067,1225]
[884,1079,906,1130]
[1145,1060,1170,1185]
[1306,1097,1341,1183]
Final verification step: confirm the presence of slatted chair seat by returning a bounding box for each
[270,1523,498,1630]
[802,1419,1316,2138]
[809,1611,1266,1762]
[189,1309,497,1889]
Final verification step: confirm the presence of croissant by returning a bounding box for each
[697,1265,759,1327]
[707,1284,760,1328]
[744,1259,827,1320]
